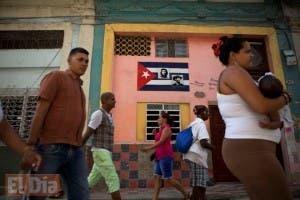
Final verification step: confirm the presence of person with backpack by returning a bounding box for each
[141,111,190,200]
[183,105,214,200]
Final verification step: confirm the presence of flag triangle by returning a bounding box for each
[137,63,156,90]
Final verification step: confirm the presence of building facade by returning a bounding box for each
[89,0,300,187]
[0,0,299,191]
[0,0,95,188]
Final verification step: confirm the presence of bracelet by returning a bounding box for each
[281,92,291,105]
[281,94,289,105]
[283,92,292,103]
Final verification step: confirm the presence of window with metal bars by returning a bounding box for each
[146,103,180,141]
[0,95,38,141]
[114,35,151,56]
[155,38,188,58]
[0,30,64,49]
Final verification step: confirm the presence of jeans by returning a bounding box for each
[154,156,173,179]
[29,144,89,200]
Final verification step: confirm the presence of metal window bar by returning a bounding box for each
[155,38,188,58]
[0,93,38,145]
[0,30,64,49]
[146,104,181,141]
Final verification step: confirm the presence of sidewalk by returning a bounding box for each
[88,182,300,200]
[90,182,248,200]
[1,182,299,200]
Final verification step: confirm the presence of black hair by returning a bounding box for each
[69,47,89,57]
[160,111,173,127]
[258,75,283,98]
[194,105,208,116]
[100,92,114,104]
[218,36,247,65]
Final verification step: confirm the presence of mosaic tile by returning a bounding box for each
[121,144,129,152]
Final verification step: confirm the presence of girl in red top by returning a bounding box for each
[141,111,189,200]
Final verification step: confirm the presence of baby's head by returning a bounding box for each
[258,72,283,98]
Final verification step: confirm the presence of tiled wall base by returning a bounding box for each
[112,144,191,188]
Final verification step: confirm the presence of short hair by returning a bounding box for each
[160,111,174,127]
[69,47,89,57]
[258,74,283,98]
[193,105,208,116]
[100,92,114,104]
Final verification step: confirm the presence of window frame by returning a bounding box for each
[155,38,188,58]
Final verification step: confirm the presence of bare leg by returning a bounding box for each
[165,178,189,199]
[153,175,161,200]
[111,190,121,200]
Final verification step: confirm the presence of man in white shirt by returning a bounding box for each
[183,105,214,200]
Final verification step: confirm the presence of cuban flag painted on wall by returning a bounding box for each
[137,62,189,91]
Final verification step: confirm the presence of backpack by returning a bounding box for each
[175,126,193,153]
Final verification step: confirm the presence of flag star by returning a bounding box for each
[142,71,150,79]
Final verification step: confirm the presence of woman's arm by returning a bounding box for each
[259,111,283,130]
[141,127,172,152]
[222,67,288,114]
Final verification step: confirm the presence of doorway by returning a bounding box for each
[208,104,238,182]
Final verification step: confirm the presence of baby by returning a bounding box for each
[258,72,283,99]
[258,72,284,129]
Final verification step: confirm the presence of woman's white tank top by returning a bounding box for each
[217,92,281,143]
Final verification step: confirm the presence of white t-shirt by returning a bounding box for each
[88,109,113,152]
[183,118,210,168]
[0,101,3,123]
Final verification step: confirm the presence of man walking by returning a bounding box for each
[27,47,90,200]
[183,105,214,200]
[82,92,121,200]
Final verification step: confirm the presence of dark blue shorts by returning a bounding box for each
[154,157,173,179]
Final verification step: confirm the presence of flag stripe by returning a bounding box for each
[149,80,189,85]
[151,68,188,74]
[140,85,190,91]
[140,62,188,69]
[153,73,189,80]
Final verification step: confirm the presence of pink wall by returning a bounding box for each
[112,35,223,143]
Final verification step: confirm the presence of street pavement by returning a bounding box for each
[88,182,300,200]
[90,182,248,200]
[1,182,299,200]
